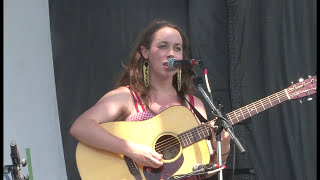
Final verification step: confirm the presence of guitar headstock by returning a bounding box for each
[286,75,317,100]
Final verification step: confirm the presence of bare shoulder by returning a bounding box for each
[93,86,133,119]
[98,86,132,104]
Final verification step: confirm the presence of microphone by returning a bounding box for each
[167,58,203,70]
[193,163,221,172]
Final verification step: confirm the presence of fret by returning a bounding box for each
[268,96,273,106]
[245,105,252,116]
[226,114,234,125]
[248,104,257,115]
[200,126,206,138]
[280,90,289,101]
[186,131,192,145]
[182,132,189,147]
[233,111,240,123]
[284,89,290,99]
[204,126,210,136]
[239,108,246,119]
[191,129,199,142]
[259,99,265,110]
[234,110,241,120]
[195,126,201,139]
[252,102,259,113]
[178,125,212,148]
[275,92,281,103]
[178,134,184,147]
[247,104,255,116]
[181,137,186,147]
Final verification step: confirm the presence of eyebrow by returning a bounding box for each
[158,41,182,46]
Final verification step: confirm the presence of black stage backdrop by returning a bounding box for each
[48,0,316,179]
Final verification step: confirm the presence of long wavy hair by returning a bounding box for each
[115,19,195,106]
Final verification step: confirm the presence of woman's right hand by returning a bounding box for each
[126,142,163,168]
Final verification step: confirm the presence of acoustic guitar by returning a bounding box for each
[76,75,316,180]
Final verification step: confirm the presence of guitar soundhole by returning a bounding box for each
[155,135,180,160]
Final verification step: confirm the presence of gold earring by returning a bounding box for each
[177,68,181,91]
[143,60,149,87]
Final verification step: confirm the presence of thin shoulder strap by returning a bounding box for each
[188,94,195,113]
[127,87,146,113]
[132,91,146,112]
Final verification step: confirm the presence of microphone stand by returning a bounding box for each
[188,69,246,180]
[3,141,29,180]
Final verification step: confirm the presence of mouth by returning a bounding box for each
[163,62,169,70]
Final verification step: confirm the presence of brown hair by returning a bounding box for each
[115,19,194,106]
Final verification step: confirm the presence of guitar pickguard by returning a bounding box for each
[143,154,184,180]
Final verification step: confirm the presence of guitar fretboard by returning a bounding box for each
[175,75,317,148]
[226,89,289,125]
[177,89,292,147]
[178,124,212,148]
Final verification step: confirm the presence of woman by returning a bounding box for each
[70,19,230,179]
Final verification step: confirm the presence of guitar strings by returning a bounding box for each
[227,90,287,124]
[155,125,210,152]
[156,128,210,152]
[153,120,212,151]
[227,80,315,125]
[155,125,211,153]
[155,78,316,153]
[228,83,313,124]
[155,127,205,152]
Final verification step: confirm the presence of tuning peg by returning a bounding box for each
[299,99,303,104]
[307,97,313,101]
[299,78,304,82]
[308,75,312,78]
[291,81,294,84]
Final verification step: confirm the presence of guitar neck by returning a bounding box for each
[178,124,212,148]
[226,89,289,125]
[177,89,290,147]
[176,74,317,147]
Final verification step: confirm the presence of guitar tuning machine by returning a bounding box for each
[308,75,312,78]
[299,78,304,82]
[307,97,313,101]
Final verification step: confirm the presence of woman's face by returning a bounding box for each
[141,27,183,80]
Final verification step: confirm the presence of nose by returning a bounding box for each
[167,47,175,58]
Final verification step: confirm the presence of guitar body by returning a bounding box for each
[76,106,211,180]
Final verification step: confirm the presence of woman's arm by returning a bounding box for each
[70,86,163,168]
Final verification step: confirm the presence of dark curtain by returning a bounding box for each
[227,0,316,180]
[48,0,316,180]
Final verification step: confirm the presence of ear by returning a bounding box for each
[140,46,149,59]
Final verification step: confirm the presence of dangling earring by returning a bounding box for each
[143,60,149,87]
[177,68,182,91]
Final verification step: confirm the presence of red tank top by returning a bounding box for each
[125,87,195,122]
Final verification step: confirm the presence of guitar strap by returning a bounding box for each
[180,93,208,124]
[180,93,213,143]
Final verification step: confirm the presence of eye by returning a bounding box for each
[175,46,182,51]
[159,44,167,49]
